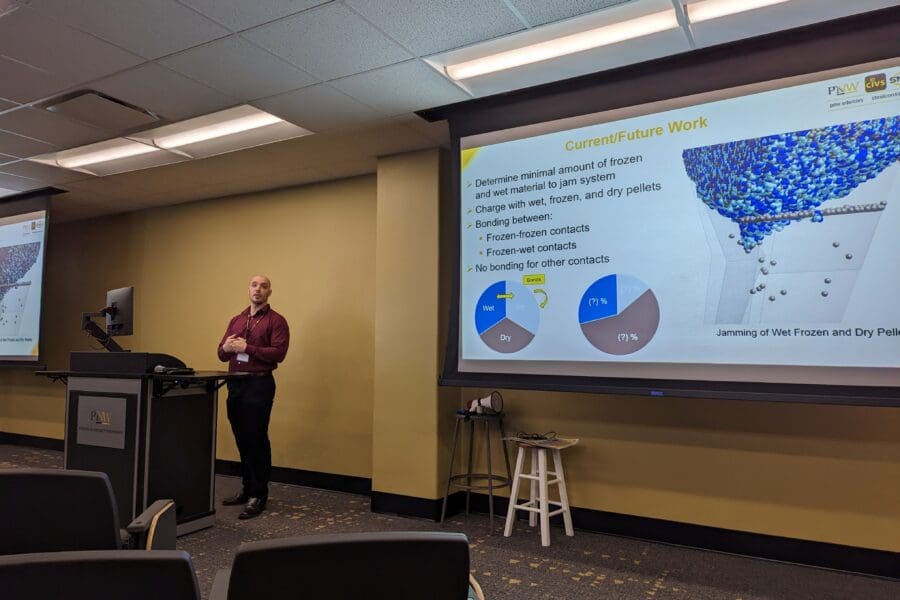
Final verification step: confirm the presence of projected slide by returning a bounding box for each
[458,61,900,379]
[0,211,46,359]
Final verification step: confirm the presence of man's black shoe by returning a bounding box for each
[222,493,249,506]
[238,497,266,519]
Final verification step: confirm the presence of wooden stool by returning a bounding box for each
[503,437,578,547]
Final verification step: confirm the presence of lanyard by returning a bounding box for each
[245,311,265,337]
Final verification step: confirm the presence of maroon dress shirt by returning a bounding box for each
[217,304,289,373]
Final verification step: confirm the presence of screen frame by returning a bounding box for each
[0,190,55,367]
[423,8,900,405]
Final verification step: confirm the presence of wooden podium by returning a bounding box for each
[41,352,244,536]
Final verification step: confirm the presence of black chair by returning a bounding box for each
[0,468,176,555]
[0,549,199,600]
[210,531,479,600]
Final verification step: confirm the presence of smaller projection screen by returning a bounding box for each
[0,195,50,365]
[449,57,900,402]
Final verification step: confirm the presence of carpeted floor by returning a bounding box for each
[2,444,897,600]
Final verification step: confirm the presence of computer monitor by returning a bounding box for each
[105,286,133,336]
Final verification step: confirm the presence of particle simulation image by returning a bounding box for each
[682,116,899,252]
[0,241,41,335]
[682,116,900,325]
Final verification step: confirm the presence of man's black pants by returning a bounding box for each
[226,373,275,499]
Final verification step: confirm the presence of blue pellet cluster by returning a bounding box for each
[0,242,41,306]
[682,116,899,251]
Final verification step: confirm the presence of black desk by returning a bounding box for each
[40,358,249,536]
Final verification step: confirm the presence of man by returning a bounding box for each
[217,275,289,519]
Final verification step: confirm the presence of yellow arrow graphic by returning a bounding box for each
[533,289,549,308]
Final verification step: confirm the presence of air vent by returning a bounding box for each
[41,91,160,132]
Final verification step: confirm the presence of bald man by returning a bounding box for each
[218,275,290,519]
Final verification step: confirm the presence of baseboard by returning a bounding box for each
[0,431,64,451]
[5,432,896,579]
[450,492,899,580]
[215,459,371,496]
[565,505,899,580]
[369,491,452,521]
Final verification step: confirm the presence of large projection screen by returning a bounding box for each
[0,195,50,365]
[445,56,900,403]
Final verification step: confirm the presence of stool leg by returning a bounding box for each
[528,448,538,528]
[503,447,525,537]
[440,417,462,524]
[538,448,550,547]
[552,449,574,537]
[465,418,475,515]
[485,419,495,534]
[498,418,513,487]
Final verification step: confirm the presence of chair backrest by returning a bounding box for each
[226,531,471,600]
[0,550,200,600]
[0,468,121,555]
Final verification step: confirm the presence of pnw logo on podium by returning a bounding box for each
[89,409,112,426]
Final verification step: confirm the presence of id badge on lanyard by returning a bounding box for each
[237,313,263,363]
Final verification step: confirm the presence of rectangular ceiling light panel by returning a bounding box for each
[26,105,313,175]
[445,9,679,80]
[130,105,312,159]
[30,138,159,170]
[686,0,792,23]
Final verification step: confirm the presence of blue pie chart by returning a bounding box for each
[474,280,540,353]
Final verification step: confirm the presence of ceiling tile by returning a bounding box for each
[0,56,69,104]
[0,170,42,192]
[506,0,634,27]
[0,130,57,158]
[160,36,317,101]
[0,108,110,147]
[86,63,238,121]
[2,159,93,183]
[0,7,143,89]
[331,60,470,116]
[28,0,229,60]
[179,0,328,31]
[243,3,412,80]
[253,84,380,131]
[345,0,524,55]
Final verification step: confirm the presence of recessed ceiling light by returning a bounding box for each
[55,140,158,169]
[445,9,679,81]
[154,112,284,149]
[27,105,312,176]
[686,0,792,24]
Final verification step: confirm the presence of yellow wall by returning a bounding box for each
[458,388,900,552]
[0,176,377,479]
[1,152,898,553]
[371,149,457,499]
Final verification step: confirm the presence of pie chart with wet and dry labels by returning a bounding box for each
[579,274,660,355]
[475,280,540,353]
